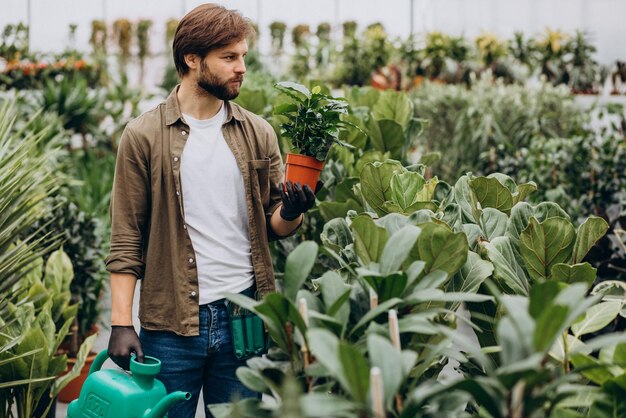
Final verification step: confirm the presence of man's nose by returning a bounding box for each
[235,57,246,74]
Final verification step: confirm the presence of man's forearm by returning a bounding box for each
[110,273,138,326]
[270,205,303,237]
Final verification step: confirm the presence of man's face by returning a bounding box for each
[196,39,248,101]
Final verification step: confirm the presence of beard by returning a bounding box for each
[196,61,243,101]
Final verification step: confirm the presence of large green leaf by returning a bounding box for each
[350,214,388,265]
[300,393,357,417]
[479,208,509,240]
[520,217,576,281]
[570,353,614,386]
[572,216,609,264]
[376,120,406,162]
[470,177,514,215]
[550,263,597,287]
[454,175,478,223]
[411,222,468,276]
[338,342,370,404]
[320,218,353,254]
[360,160,405,216]
[371,90,413,128]
[361,272,408,303]
[448,251,494,294]
[319,199,363,222]
[571,301,623,338]
[534,304,570,352]
[367,334,406,406]
[389,171,425,211]
[314,271,351,326]
[284,241,319,302]
[379,225,421,275]
[506,201,570,250]
[482,236,529,295]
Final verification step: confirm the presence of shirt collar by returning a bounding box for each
[165,84,245,126]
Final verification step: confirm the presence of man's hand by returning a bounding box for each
[108,325,144,370]
[279,180,323,221]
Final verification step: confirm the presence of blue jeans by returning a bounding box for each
[140,287,259,418]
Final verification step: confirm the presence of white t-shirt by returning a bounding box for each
[181,105,254,304]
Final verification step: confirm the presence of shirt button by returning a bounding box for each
[176,190,180,196]
[188,257,194,264]
[181,131,187,136]
[183,224,187,229]
[173,156,179,162]
[191,291,197,297]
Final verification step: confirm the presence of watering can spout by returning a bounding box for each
[145,391,191,418]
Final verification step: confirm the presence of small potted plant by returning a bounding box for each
[273,81,356,190]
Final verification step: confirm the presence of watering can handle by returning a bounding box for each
[89,349,111,375]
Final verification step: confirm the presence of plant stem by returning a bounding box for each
[562,330,570,373]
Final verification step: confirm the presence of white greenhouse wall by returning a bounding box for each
[2,0,625,64]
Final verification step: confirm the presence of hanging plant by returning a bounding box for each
[342,21,358,39]
[165,18,179,47]
[316,22,331,44]
[269,21,287,54]
[136,19,152,86]
[136,19,152,60]
[112,19,132,60]
[292,24,310,49]
[89,20,107,55]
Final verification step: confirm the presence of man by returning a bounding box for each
[105,4,318,417]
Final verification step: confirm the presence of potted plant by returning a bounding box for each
[273,81,356,190]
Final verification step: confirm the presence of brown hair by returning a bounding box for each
[173,3,255,77]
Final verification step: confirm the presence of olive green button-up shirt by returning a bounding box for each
[105,86,291,336]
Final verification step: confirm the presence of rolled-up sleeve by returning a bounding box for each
[105,125,150,278]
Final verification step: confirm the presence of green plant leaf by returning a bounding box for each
[454,175,478,223]
[300,393,357,417]
[371,90,413,128]
[236,367,272,394]
[571,301,623,338]
[377,119,406,161]
[367,334,405,406]
[350,298,403,336]
[482,237,529,295]
[320,218,353,254]
[480,208,509,240]
[362,273,408,303]
[534,304,570,352]
[572,216,609,264]
[570,352,614,386]
[351,214,388,265]
[506,201,570,250]
[520,217,576,282]
[470,177,514,215]
[284,241,318,302]
[512,182,537,204]
[550,263,597,287]
[360,160,405,216]
[448,251,494,294]
[380,225,421,275]
[389,171,425,211]
[411,222,468,276]
[338,342,370,404]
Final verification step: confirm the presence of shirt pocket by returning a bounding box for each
[248,158,271,208]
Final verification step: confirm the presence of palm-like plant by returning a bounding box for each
[0,100,62,295]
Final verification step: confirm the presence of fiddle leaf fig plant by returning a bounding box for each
[274,81,356,161]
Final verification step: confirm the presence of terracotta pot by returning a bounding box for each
[57,351,98,403]
[284,153,325,191]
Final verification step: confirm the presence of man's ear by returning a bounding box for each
[184,54,199,71]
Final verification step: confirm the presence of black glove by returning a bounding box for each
[279,180,323,221]
[108,325,144,370]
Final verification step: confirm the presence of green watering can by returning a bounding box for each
[67,349,190,418]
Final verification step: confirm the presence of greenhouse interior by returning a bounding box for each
[1,0,626,417]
